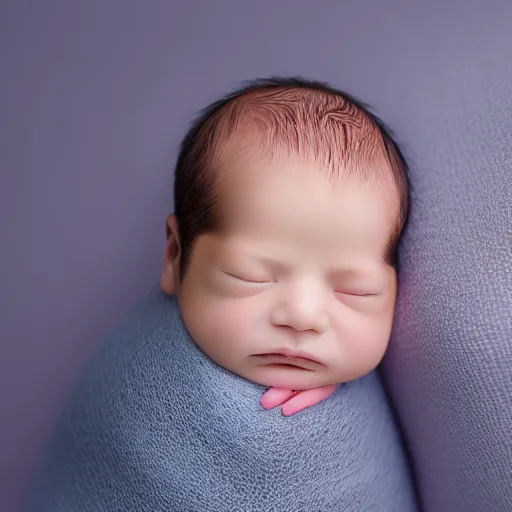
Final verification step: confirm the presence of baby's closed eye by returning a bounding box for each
[222,271,274,285]
[333,289,378,297]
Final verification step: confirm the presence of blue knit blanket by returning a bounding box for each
[29,290,417,511]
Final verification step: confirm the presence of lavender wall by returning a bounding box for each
[2,1,510,511]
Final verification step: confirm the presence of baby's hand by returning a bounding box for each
[260,385,338,416]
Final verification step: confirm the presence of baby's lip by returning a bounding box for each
[252,350,326,370]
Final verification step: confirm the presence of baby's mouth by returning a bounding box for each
[252,353,323,371]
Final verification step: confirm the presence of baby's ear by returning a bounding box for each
[161,214,181,295]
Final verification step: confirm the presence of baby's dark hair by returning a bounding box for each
[173,76,410,279]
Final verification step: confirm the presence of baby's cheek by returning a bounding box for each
[193,299,254,351]
[353,325,390,368]
[333,317,390,376]
[179,269,260,364]
[216,300,258,350]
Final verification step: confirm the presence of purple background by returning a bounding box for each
[2,1,511,511]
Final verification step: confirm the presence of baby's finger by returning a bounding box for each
[281,385,338,416]
[260,388,296,409]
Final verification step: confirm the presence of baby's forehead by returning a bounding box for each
[211,154,398,270]
[219,148,397,224]
[214,137,402,263]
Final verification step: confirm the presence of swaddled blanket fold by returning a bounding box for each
[29,290,417,511]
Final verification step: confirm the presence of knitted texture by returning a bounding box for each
[30,291,417,511]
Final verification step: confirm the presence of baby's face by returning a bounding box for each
[171,154,398,390]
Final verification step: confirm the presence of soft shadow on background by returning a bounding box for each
[1,1,511,511]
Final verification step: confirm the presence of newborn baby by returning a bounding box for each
[30,77,417,511]
[162,76,409,415]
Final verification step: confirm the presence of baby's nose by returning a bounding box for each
[271,284,329,334]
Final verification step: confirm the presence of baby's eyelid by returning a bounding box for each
[223,271,273,284]
[333,289,377,297]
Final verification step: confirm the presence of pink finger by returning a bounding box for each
[260,388,296,409]
[281,385,337,416]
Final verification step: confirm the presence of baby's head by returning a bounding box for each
[162,77,409,390]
